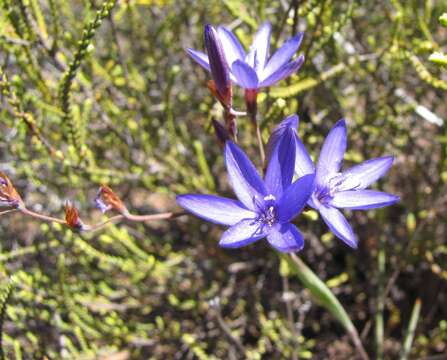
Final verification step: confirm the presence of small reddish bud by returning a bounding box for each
[95,185,128,215]
[244,89,258,123]
[207,80,232,109]
[64,201,85,231]
[0,172,23,209]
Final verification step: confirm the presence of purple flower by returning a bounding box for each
[187,22,304,90]
[270,116,399,248]
[176,129,315,253]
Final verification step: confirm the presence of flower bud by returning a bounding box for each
[244,89,258,123]
[204,24,232,108]
[95,185,128,215]
[211,119,231,146]
[0,172,23,209]
[64,201,85,231]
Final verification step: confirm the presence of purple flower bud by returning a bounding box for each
[204,24,232,107]
[211,119,231,146]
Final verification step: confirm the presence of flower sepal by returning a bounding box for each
[64,201,87,232]
[0,172,24,209]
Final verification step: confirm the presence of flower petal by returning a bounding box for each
[264,127,296,197]
[294,135,315,177]
[176,194,256,225]
[261,32,304,80]
[217,26,245,66]
[316,119,347,186]
[264,114,314,178]
[219,219,266,248]
[267,223,304,253]
[225,141,267,210]
[318,205,358,248]
[340,156,394,190]
[330,190,399,210]
[265,114,299,162]
[246,22,271,71]
[259,56,304,87]
[186,48,210,72]
[231,60,259,89]
[277,174,315,223]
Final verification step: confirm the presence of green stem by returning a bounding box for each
[375,236,385,360]
[400,298,421,360]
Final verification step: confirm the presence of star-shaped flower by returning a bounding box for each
[177,128,315,252]
[187,22,304,90]
[270,116,399,248]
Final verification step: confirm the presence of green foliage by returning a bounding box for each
[59,0,117,162]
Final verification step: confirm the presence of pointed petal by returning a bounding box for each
[219,219,266,248]
[231,60,259,89]
[277,173,315,222]
[294,135,315,177]
[266,114,299,162]
[186,48,210,72]
[264,114,315,181]
[261,32,304,79]
[204,25,231,99]
[330,190,399,210]
[265,127,296,197]
[316,119,347,185]
[340,156,394,190]
[318,205,358,248]
[259,56,304,87]
[217,26,245,66]
[267,223,304,252]
[225,141,267,210]
[247,22,271,71]
[176,194,256,225]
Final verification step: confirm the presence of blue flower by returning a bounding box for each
[269,116,400,248]
[177,128,315,252]
[187,22,304,90]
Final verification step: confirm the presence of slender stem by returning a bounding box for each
[18,206,186,233]
[348,326,369,360]
[244,89,265,164]
[213,306,246,356]
[376,236,385,360]
[282,275,298,360]
[255,121,266,164]
[124,211,186,222]
[87,214,124,233]
[20,207,66,224]
[400,298,422,360]
[0,209,18,216]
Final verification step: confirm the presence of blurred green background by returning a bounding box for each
[0,0,446,358]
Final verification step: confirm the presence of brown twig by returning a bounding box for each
[5,207,186,232]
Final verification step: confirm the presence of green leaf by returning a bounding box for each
[281,254,354,332]
[280,253,368,359]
